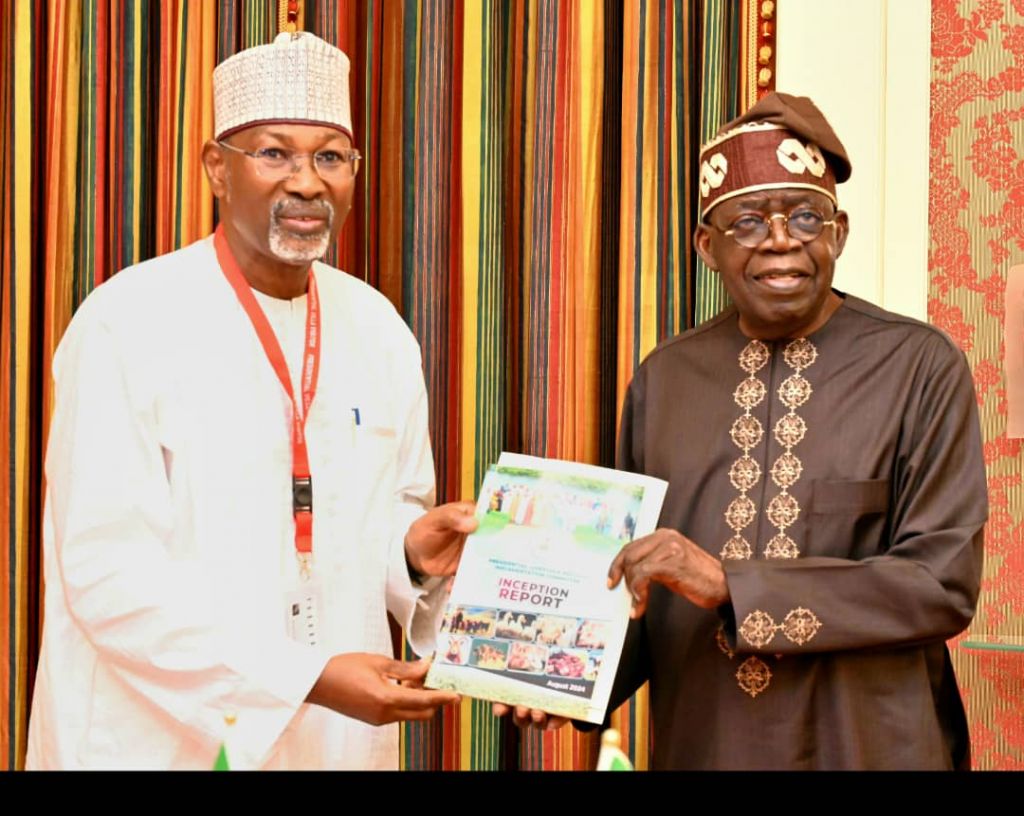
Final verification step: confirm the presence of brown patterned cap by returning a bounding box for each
[213,32,352,141]
[698,92,850,220]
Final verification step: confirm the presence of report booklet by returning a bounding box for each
[425,452,667,723]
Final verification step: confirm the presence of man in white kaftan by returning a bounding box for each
[27,32,469,770]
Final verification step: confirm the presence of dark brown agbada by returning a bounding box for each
[610,293,987,770]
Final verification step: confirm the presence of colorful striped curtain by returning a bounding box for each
[1,0,759,770]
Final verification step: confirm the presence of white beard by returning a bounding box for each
[267,200,335,264]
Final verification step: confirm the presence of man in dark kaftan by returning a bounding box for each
[602,93,987,770]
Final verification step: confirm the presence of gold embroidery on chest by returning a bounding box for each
[722,337,817,563]
[719,338,819,696]
[721,340,770,561]
[765,338,817,559]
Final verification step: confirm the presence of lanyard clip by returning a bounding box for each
[293,476,313,514]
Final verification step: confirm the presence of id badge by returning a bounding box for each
[284,579,323,648]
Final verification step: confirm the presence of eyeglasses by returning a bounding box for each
[217,141,362,182]
[721,209,836,248]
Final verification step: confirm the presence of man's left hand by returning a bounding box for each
[405,501,478,578]
[607,528,730,617]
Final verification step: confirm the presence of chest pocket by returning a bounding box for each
[305,413,400,582]
[351,424,400,504]
[803,478,890,559]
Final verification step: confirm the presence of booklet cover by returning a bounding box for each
[425,452,667,723]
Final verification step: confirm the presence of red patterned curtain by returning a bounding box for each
[929,0,1024,769]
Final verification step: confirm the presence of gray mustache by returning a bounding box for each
[272,200,335,221]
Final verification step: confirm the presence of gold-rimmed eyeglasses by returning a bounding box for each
[721,209,836,248]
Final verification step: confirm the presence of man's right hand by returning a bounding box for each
[492,702,568,731]
[607,527,729,617]
[306,653,459,725]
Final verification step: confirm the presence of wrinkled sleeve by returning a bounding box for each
[722,341,987,656]
[383,323,446,655]
[46,309,329,769]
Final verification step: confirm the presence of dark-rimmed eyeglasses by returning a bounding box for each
[217,141,361,182]
[721,209,836,248]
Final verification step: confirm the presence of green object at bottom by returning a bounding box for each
[213,744,230,771]
[608,755,632,771]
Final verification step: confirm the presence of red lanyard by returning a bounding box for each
[214,225,321,566]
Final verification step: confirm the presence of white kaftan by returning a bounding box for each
[26,235,445,769]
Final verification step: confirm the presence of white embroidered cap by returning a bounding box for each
[213,31,353,141]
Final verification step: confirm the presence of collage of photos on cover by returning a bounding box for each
[436,606,609,699]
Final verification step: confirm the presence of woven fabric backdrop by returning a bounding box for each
[930,0,1024,770]
[0,0,771,770]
